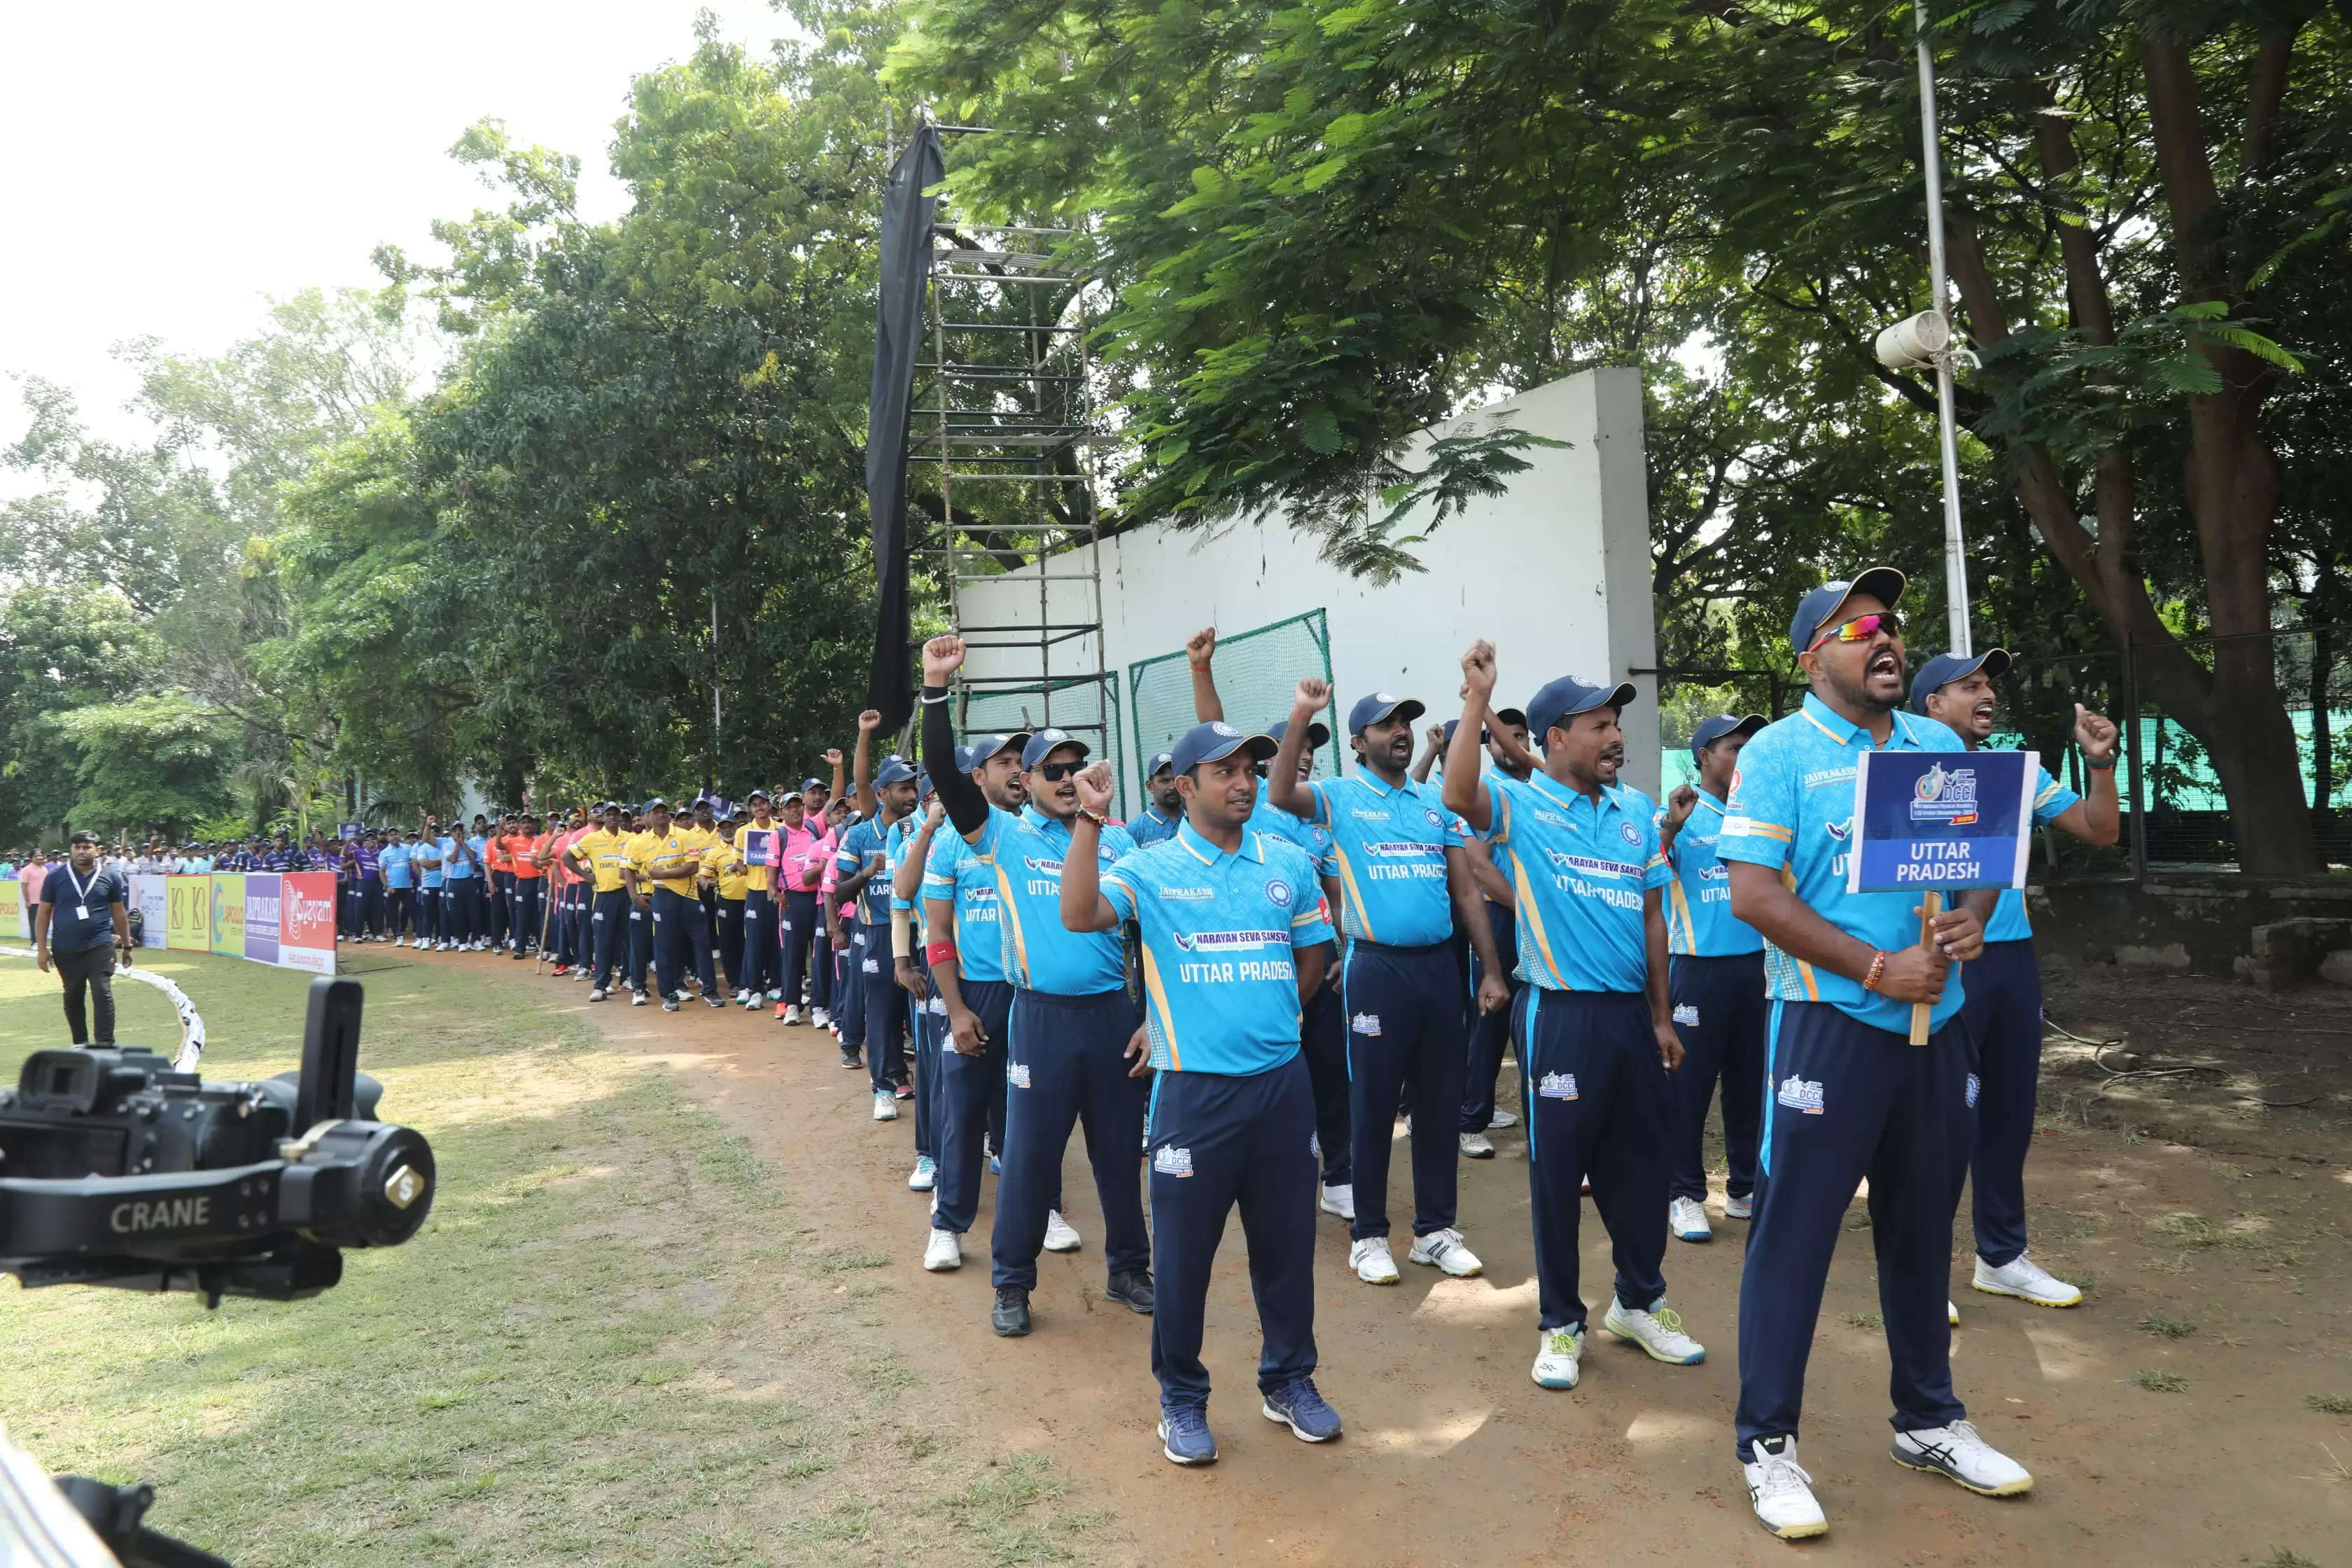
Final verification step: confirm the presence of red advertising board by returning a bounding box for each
[278,872,337,974]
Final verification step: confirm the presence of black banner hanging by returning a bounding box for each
[863,125,944,736]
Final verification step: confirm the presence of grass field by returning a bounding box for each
[0,952,1087,1567]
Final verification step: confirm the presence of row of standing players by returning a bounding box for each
[430,565,2117,1544]
[867,566,2120,1545]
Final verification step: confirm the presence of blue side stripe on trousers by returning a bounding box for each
[1759,998,1784,1177]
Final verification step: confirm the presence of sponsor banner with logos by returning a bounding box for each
[1847,749,2035,895]
[0,878,22,940]
[210,874,247,957]
[277,872,336,972]
[130,874,169,948]
[166,876,211,951]
[242,873,281,965]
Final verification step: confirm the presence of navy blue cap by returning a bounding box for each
[1147,750,1175,777]
[1690,713,1768,757]
[916,767,934,796]
[1021,728,1090,768]
[1493,706,1527,728]
[1347,690,1425,735]
[952,744,974,773]
[1909,648,2012,713]
[1525,675,1639,743]
[641,797,669,812]
[1789,566,1906,652]
[874,756,916,788]
[799,776,823,793]
[967,732,1028,766]
[1170,720,1278,776]
[1268,716,1330,749]
[746,787,769,802]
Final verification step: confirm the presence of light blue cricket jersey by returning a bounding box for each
[1302,771,1462,946]
[969,804,1136,995]
[1987,760,2078,944]
[1249,778,1336,875]
[1102,821,1336,1075]
[836,814,904,926]
[886,816,935,941]
[379,843,414,890]
[438,837,473,879]
[1482,771,1672,993]
[416,841,444,889]
[1717,693,1974,1035]
[921,828,1007,983]
[1128,805,1182,847]
[1659,790,1764,958]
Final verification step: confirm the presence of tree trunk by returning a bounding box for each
[2311,624,2333,821]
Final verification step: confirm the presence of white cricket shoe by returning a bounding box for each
[1670,1196,1712,1242]
[1407,1228,1483,1278]
[785,1005,802,1026]
[1487,1108,1518,1129]
[589,988,608,1002]
[1350,1236,1400,1285]
[872,1091,897,1121]
[1949,1300,1961,1326]
[631,990,648,1006]
[1319,1183,1355,1222]
[811,1007,830,1028]
[908,1155,936,1191]
[923,1228,962,1272]
[1744,1435,1827,1539]
[1891,1420,2033,1496]
[1602,1295,1706,1364]
[1043,1210,1082,1252]
[1972,1252,2082,1307]
[1460,1131,1494,1159]
[767,988,783,1002]
[393,937,405,948]
[1723,1193,1752,1220]
[1530,1325,1582,1389]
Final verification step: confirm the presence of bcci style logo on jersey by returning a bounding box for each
[1777,1074,1826,1113]
[1264,878,1292,907]
[1153,1144,1194,1177]
[1618,822,1642,846]
[1539,1071,1579,1100]
[1966,1072,1981,1108]
[1909,762,1981,826]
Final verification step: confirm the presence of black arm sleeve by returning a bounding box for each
[924,684,991,836]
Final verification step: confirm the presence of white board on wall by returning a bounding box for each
[958,367,1659,805]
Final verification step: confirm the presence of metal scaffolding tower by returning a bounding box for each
[906,158,1121,804]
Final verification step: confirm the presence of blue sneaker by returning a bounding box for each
[1259,1376,1343,1443]
[1156,1402,1218,1466]
[988,1154,1002,1175]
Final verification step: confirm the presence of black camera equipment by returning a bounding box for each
[0,974,435,1303]
[0,976,435,1567]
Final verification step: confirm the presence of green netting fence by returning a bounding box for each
[958,673,1125,817]
[1128,610,1339,795]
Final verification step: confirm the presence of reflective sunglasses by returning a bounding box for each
[1807,610,1903,652]
[1034,760,1085,782]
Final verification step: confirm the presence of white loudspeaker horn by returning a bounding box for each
[1874,309,1951,370]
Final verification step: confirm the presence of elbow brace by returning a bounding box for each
[890,906,912,960]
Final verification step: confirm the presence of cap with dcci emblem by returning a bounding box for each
[1021,729,1089,769]
[1347,691,1425,736]
[1170,720,1278,776]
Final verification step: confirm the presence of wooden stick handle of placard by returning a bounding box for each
[1908,890,1941,1046]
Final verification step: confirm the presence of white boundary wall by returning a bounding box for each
[959,368,1660,802]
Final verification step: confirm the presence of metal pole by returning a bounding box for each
[709,585,721,790]
[1915,0,1972,657]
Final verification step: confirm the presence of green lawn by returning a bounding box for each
[0,953,1088,1567]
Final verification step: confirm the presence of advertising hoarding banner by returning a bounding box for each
[166,876,210,951]
[210,874,246,957]
[130,874,168,948]
[278,872,336,973]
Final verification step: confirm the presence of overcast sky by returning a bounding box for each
[1,0,793,452]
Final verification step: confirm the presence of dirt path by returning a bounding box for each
[423,950,2351,1566]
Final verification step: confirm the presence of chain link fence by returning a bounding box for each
[1128,610,1339,792]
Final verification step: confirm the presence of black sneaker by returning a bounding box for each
[992,1285,1032,1337]
[1105,1268,1154,1315]
[841,1049,863,1071]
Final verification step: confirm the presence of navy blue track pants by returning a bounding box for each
[588,890,631,988]
[1300,981,1351,1186]
[911,984,944,1161]
[780,890,820,1005]
[991,987,1149,1292]
[1460,902,1522,1133]
[1954,938,2040,1266]
[1147,1054,1320,1407]
[1735,999,1970,1460]
[738,889,779,996]
[713,897,742,993]
[1518,988,1670,1332]
[652,886,715,1000]
[835,930,867,1049]
[855,923,906,1091]
[934,979,1015,1235]
[1343,940,1465,1240]
[1667,951,1768,1203]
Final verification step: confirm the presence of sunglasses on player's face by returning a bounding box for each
[1034,760,1084,782]
[1807,610,1903,652]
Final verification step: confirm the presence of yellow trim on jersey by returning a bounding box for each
[1140,946,1182,1071]
[990,863,1032,986]
[1328,844,1376,944]
[1667,876,1697,951]
[1506,850,1567,988]
[1739,820,1795,843]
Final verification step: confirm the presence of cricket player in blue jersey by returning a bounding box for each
[1443,646,1707,1397]
[1128,750,1182,846]
[836,740,918,1116]
[1716,569,2031,1539]
[921,636,1153,1338]
[1267,678,1507,1285]
[1062,719,1343,1468]
[911,732,1083,1273]
[891,787,948,1194]
[1415,713,1532,1158]
[1912,648,2118,1311]
[1184,626,1357,1224]
[1656,713,1770,1244]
